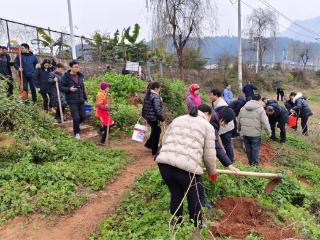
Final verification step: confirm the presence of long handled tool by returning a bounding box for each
[18,48,28,100]
[216,169,284,193]
[55,77,64,123]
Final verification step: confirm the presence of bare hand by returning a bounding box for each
[19,67,23,71]
[36,64,41,69]
[70,86,78,92]
[54,77,58,82]
[228,165,240,173]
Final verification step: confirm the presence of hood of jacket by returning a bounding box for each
[293,93,303,103]
[213,97,228,109]
[244,100,263,111]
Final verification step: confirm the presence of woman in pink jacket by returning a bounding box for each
[185,84,202,111]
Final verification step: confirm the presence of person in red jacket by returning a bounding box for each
[96,82,114,145]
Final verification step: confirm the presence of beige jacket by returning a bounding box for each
[238,100,271,137]
[155,111,217,175]
[213,97,234,135]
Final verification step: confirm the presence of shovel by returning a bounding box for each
[216,169,284,193]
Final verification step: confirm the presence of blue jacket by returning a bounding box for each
[223,88,233,104]
[293,93,313,118]
[35,68,53,93]
[13,52,38,78]
[242,83,257,98]
[229,96,246,116]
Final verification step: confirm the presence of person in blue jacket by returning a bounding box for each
[223,83,233,105]
[242,81,258,100]
[265,104,289,143]
[13,43,38,103]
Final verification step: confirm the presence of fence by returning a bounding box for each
[0,18,93,60]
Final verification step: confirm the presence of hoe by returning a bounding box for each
[216,169,284,193]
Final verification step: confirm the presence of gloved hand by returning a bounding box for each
[208,173,218,181]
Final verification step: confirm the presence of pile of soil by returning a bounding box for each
[211,196,297,240]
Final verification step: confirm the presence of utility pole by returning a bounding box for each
[256,38,259,74]
[67,0,77,60]
[272,31,276,68]
[238,0,243,91]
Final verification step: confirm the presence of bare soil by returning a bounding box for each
[211,196,298,240]
[0,139,155,240]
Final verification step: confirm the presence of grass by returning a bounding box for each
[92,131,320,240]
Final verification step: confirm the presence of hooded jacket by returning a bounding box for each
[292,93,313,118]
[60,71,87,104]
[48,71,67,107]
[156,111,216,175]
[13,52,38,78]
[142,90,165,122]
[238,100,271,137]
[213,97,234,135]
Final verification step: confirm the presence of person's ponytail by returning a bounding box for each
[189,106,198,117]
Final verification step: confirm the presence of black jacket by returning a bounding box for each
[13,52,38,78]
[60,71,87,104]
[35,68,53,93]
[229,96,246,116]
[242,83,257,98]
[49,71,67,107]
[284,100,294,112]
[142,91,164,122]
[0,53,13,77]
[210,111,233,167]
[267,103,289,126]
[293,96,313,118]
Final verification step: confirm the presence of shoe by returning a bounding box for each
[144,143,152,150]
[75,134,81,140]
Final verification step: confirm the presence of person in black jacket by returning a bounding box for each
[290,92,313,136]
[142,81,165,155]
[35,59,53,112]
[242,81,257,100]
[61,60,87,139]
[0,46,14,97]
[49,63,67,123]
[13,43,38,103]
[266,104,289,143]
[276,87,285,101]
[229,96,246,137]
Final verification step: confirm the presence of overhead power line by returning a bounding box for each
[257,0,320,38]
[240,0,316,40]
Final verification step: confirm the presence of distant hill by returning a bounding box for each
[279,16,320,42]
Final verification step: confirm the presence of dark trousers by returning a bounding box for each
[270,121,286,143]
[55,105,65,121]
[145,121,161,155]
[232,118,239,137]
[277,91,284,101]
[158,163,204,227]
[220,131,234,162]
[69,103,86,135]
[243,136,261,166]
[23,76,37,102]
[40,92,52,111]
[301,116,309,135]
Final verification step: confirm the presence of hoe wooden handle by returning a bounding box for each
[216,169,283,179]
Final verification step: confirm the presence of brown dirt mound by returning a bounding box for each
[211,196,297,240]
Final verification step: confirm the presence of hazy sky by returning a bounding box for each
[1,0,320,40]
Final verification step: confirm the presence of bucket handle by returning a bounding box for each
[136,117,147,126]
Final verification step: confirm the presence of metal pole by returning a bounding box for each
[81,37,84,60]
[6,20,11,50]
[67,0,77,60]
[36,30,41,55]
[256,38,259,74]
[238,0,243,90]
[272,31,276,68]
[159,62,163,78]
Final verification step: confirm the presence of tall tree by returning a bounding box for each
[146,0,216,70]
[247,8,277,71]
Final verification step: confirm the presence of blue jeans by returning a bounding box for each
[220,131,234,162]
[243,136,261,166]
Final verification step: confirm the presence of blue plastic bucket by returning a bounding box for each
[84,104,93,119]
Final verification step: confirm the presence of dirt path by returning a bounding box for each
[0,139,155,240]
